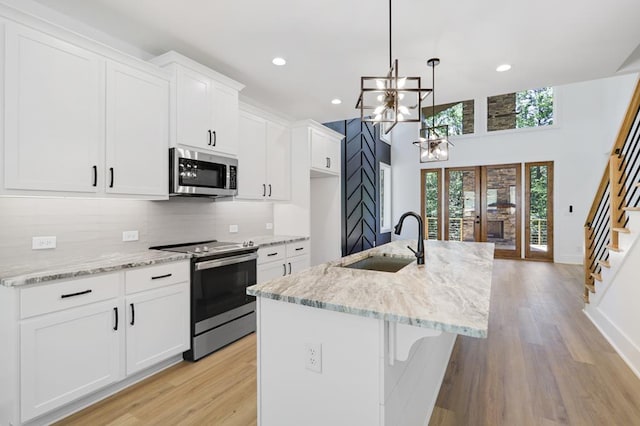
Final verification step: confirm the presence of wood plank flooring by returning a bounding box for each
[56,260,640,426]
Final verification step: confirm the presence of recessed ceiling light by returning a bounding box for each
[331,99,342,105]
[496,64,512,72]
[272,57,286,66]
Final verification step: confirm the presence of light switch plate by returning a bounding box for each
[32,236,56,250]
[122,230,139,242]
[266,222,273,230]
[229,224,239,233]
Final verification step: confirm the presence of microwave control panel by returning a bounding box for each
[229,166,237,189]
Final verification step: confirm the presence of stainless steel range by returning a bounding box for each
[151,240,257,361]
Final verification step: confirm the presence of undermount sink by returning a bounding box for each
[341,255,415,273]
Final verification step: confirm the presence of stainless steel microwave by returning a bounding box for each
[169,148,238,197]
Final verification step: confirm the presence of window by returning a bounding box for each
[420,169,442,240]
[379,162,392,233]
[422,100,474,135]
[487,87,554,131]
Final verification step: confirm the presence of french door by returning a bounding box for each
[443,164,522,259]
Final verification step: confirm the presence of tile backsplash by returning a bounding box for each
[0,197,273,269]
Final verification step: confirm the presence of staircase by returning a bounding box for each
[583,77,640,376]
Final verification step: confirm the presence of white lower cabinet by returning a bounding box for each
[257,241,310,284]
[125,282,189,375]
[12,260,190,424]
[20,299,122,422]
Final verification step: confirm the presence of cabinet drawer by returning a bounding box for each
[257,244,286,265]
[286,240,310,258]
[125,261,190,295]
[20,273,119,319]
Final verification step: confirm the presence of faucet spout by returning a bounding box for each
[393,211,425,265]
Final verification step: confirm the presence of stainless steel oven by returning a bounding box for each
[169,148,238,197]
[151,240,257,361]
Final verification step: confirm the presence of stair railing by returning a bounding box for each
[584,78,640,303]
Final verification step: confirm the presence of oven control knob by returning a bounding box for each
[242,241,248,247]
[203,246,209,252]
[194,247,201,253]
[249,241,254,247]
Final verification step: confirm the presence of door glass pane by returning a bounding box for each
[423,171,439,239]
[485,167,517,250]
[528,165,549,254]
[448,170,477,241]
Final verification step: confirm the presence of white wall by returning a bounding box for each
[0,197,273,270]
[391,74,638,264]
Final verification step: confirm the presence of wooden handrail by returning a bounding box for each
[585,77,640,227]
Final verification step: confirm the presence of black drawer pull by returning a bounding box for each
[151,273,172,280]
[130,303,135,326]
[295,247,304,251]
[212,130,217,146]
[60,289,92,299]
[113,307,119,331]
[109,167,114,188]
[92,165,97,187]
[267,252,279,257]
[288,262,292,275]
[282,263,286,276]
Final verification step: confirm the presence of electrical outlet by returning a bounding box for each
[305,342,322,373]
[266,222,273,230]
[122,230,139,242]
[229,224,239,233]
[32,236,56,250]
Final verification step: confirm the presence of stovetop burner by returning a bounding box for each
[151,240,255,257]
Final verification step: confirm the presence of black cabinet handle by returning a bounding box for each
[282,263,286,276]
[130,303,135,326]
[61,289,92,299]
[288,262,292,275]
[151,273,172,280]
[263,184,266,197]
[328,157,331,169]
[267,252,278,257]
[113,307,119,331]
[326,157,330,168]
[109,167,114,188]
[92,165,97,187]
[208,130,212,146]
[268,184,272,197]
[212,130,217,147]
[295,247,304,251]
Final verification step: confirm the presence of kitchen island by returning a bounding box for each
[247,239,494,426]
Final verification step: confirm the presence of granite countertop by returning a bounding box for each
[247,239,495,338]
[0,251,191,287]
[231,235,309,248]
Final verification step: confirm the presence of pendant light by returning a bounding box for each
[355,0,431,135]
[413,58,454,162]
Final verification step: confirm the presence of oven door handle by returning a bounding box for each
[195,252,258,271]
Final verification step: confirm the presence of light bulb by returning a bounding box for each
[374,106,385,115]
[398,93,405,100]
[377,94,384,102]
[398,106,410,115]
[376,80,386,89]
[397,113,405,121]
[397,77,406,88]
[374,114,382,121]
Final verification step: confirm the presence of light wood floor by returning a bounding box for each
[56,260,640,426]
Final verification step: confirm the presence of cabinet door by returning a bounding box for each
[266,121,291,200]
[257,261,287,284]
[176,66,213,150]
[288,254,310,276]
[20,299,121,422]
[125,282,189,376]
[326,139,341,175]
[310,129,328,170]
[4,23,103,193]
[105,62,169,197]
[211,83,239,156]
[237,112,267,199]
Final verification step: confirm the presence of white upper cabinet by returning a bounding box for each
[238,111,267,199]
[310,128,342,176]
[4,23,104,193]
[2,22,171,199]
[105,61,169,197]
[237,108,290,201]
[266,121,291,200]
[152,51,244,157]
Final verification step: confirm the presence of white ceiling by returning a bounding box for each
[32,0,640,123]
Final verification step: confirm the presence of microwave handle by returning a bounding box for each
[195,252,258,271]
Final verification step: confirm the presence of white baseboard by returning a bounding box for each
[583,307,640,379]
[554,254,583,265]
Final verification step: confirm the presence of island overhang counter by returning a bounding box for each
[247,239,495,426]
